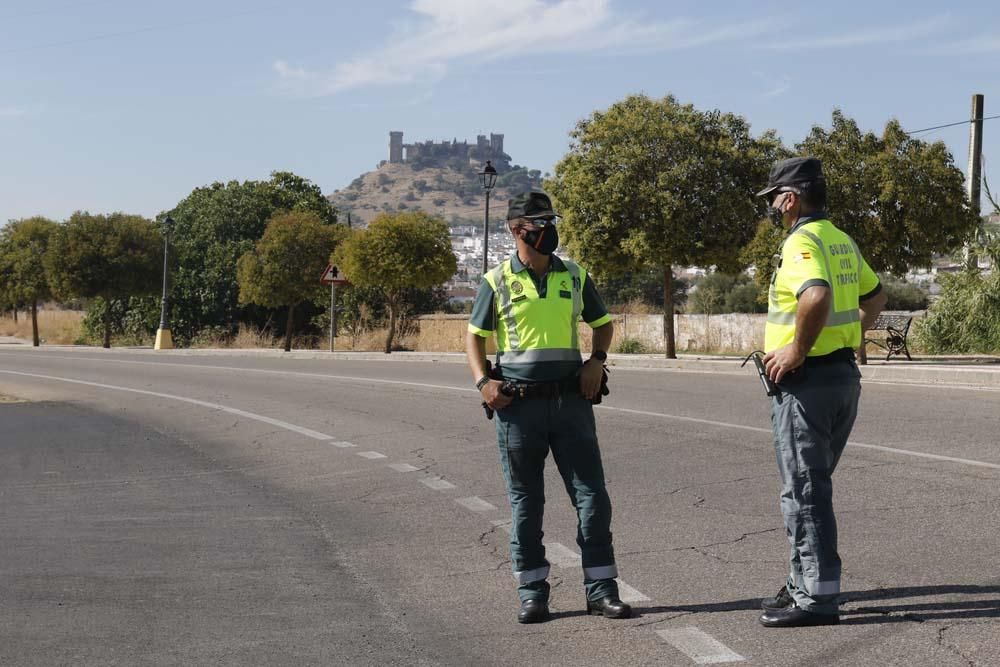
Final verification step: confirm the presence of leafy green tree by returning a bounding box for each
[237,211,347,352]
[0,217,58,345]
[332,211,456,353]
[44,212,162,348]
[165,171,336,344]
[549,94,782,357]
[596,268,688,311]
[744,111,979,289]
[687,272,766,314]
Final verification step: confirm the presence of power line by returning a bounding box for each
[906,114,1000,136]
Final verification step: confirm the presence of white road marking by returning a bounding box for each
[12,356,1000,471]
[388,463,419,473]
[600,406,1000,471]
[357,451,387,460]
[656,627,745,664]
[543,541,650,602]
[544,542,582,568]
[455,496,496,512]
[328,440,356,448]
[420,477,456,491]
[617,580,651,603]
[0,370,333,440]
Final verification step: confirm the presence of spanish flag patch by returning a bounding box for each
[793,251,812,263]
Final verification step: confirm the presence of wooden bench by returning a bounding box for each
[865,311,914,361]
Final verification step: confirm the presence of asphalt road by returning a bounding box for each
[1,348,998,666]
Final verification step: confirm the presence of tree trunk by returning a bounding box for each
[31,300,39,347]
[384,298,397,354]
[857,343,868,365]
[663,266,676,359]
[12,309,17,324]
[103,300,112,349]
[283,303,296,352]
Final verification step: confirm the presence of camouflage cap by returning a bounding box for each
[506,190,559,221]
[756,157,825,197]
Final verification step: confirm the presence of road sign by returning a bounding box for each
[320,264,350,286]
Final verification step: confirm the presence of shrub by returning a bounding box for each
[616,338,647,354]
[879,275,930,310]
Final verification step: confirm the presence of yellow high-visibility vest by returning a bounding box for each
[765,219,879,355]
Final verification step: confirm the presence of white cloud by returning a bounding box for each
[762,16,946,50]
[273,0,770,96]
[943,35,1000,53]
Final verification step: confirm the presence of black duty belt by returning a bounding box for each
[802,348,856,366]
[505,377,579,399]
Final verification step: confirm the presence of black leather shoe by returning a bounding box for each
[761,585,794,611]
[586,596,632,619]
[518,599,550,624]
[759,603,839,627]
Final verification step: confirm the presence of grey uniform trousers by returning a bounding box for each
[494,391,619,603]
[770,359,861,615]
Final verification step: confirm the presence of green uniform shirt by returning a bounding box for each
[469,253,611,382]
[766,215,881,356]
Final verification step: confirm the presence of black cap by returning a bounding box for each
[756,157,825,197]
[507,190,559,221]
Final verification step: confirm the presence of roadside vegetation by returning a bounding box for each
[0,95,994,354]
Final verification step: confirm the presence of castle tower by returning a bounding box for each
[389,131,404,164]
[490,133,504,154]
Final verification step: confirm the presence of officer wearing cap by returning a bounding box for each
[755,157,887,627]
[465,190,631,624]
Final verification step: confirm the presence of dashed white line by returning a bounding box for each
[542,541,650,603]
[656,627,745,664]
[328,440,356,448]
[455,496,496,512]
[357,451,387,460]
[617,580,651,603]
[421,477,456,491]
[388,463,419,473]
[544,541,582,568]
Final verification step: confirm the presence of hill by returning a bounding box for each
[326,162,546,227]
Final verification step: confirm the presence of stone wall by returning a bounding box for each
[415,313,766,354]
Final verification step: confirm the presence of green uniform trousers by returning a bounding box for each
[771,359,861,615]
[494,391,619,603]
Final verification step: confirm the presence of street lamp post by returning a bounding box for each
[479,160,498,276]
[154,215,174,350]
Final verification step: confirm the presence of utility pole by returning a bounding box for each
[965,93,985,269]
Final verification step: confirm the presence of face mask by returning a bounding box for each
[521,223,559,255]
[766,193,788,228]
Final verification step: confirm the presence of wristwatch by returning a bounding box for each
[476,376,490,391]
[589,350,608,363]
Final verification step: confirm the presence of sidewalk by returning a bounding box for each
[10,343,1000,390]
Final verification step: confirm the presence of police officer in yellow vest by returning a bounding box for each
[465,190,630,624]
[756,158,887,627]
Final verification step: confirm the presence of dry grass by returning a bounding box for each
[0,309,84,345]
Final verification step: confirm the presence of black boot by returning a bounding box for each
[761,585,793,611]
[518,599,550,624]
[586,596,632,619]
[759,602,839,628]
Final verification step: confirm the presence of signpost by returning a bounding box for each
[320,265,350,352]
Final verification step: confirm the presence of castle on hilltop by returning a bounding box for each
[384,131,511,170]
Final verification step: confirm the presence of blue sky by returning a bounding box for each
[2,0,998,224]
